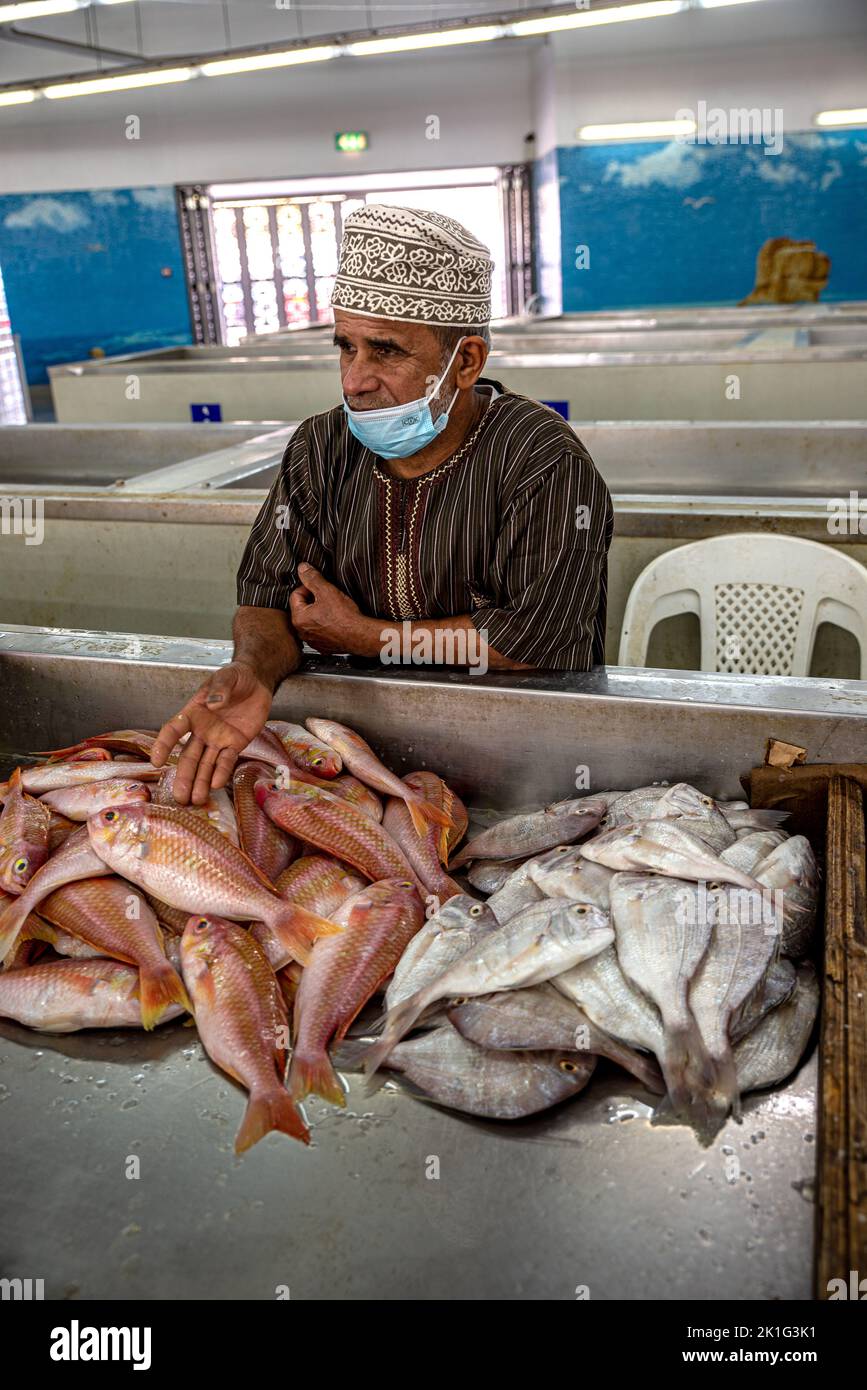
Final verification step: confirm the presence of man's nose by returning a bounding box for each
[341,355,380,398]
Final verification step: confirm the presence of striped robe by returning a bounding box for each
[236,378,614,670]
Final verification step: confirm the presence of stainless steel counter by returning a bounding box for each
[1,626,862,1300]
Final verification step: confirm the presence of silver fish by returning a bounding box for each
[720,829,788,877]
[730,958,797,1044]
[735,963,819,1092]
[486,859,545,924]
[527,847,614,907]
[364,899,614,1076]
[603,785,671,827]
[449,797,607,868]
[687,886,779,1122]
[753,836,818,959]
[721,807,789,832]
[647,783,736,854]
[610,873,714,1114]
[467,856,527,894]
[581,820,765,894]
[385,894,499,1013]
[447,983,664,1093]
[553,944,664,1058]
[368,1020,596,1119]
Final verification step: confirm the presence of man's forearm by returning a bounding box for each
[353,612,534,672]
[232,606,303,691]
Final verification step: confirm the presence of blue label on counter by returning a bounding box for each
[191,403,222,421]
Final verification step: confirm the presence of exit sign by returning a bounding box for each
[335,131,369,153]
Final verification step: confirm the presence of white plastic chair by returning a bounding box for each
[618,534,867,678]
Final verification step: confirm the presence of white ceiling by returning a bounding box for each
[2,0,866,86]
[1,0,549,82]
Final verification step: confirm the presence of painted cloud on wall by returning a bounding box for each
[3,197,90,232]
[602,142,707,190]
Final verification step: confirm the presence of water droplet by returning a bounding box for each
[121,1098,138,1110]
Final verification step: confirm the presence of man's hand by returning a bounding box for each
[150,661,273,807]
[289,564,378,656]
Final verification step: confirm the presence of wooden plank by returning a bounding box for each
[747,763,867,1297]
[816,775,867,1297]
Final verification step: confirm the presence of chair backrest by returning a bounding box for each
[618,533,867,678]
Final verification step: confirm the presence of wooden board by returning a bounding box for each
[747,763,867,1297]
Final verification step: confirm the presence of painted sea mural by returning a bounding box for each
[544,127,867,313]
[0,185,192,386]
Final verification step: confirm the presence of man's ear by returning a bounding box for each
[456,335,488,387]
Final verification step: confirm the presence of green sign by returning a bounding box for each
[335,131,369,153]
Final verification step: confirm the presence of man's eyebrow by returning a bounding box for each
[332,332,409,354]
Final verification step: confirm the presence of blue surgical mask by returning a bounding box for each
[342,336,466,460]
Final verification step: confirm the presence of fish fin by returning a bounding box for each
[289,1049,347,1107]
[747,809,790,828]
[407,794,452,841]
[235,1088,310,1153]
[138,962,192,1030]
[269,904,342,968]
[0,898,28,965]
[361,992,426,1079]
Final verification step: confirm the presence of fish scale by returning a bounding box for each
[180,914,309,1151]
[290,879,424,1106]
[86,803,340,967]
[256,777,427,895]
[38,875,190,1028]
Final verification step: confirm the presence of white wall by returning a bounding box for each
[551,36,867,147]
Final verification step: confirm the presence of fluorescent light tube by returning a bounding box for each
[44,67,195,99]
[578,118,697,139]
[814,107,867,127]
[347,25,502,56]
[511,1,687,36]
[201,46,338,77]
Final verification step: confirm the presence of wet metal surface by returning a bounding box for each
[1,629,858,1299]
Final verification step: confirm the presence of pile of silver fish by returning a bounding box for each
[0,723,820,1151]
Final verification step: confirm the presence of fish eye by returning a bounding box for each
[195,918,209,931]
[707,881,722,892]
[701,796,713,807]
[398,881,414,889]
[13,856,27,873]
[558,1059,580,1073]
[573,904,588,914]
[451,997,470,1006]
[311,757,323,767]
[556,846,569,854]
[469,904,484,917]
[104,810,118,822]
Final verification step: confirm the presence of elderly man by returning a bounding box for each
[153,204,613,804]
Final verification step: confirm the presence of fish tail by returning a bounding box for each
[138,961,192,1030]
[707,1045,742,1123]
[235,1088,310,1153]
[289,1049,346,1107]
[406,793,453,841]
[361,993,425,1079]
[659,1025,693,1116]
[269,903,343,967]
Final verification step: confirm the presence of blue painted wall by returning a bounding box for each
[0,185,193,386]
[551,127,867,311]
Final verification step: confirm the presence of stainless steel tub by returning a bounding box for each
[1,624,865,1300]
[0,423,281,489]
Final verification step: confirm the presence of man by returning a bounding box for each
[152,203,613,804]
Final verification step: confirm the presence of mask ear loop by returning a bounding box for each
[430,335,467,428]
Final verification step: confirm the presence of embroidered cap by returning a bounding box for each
[331,203,493,327]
